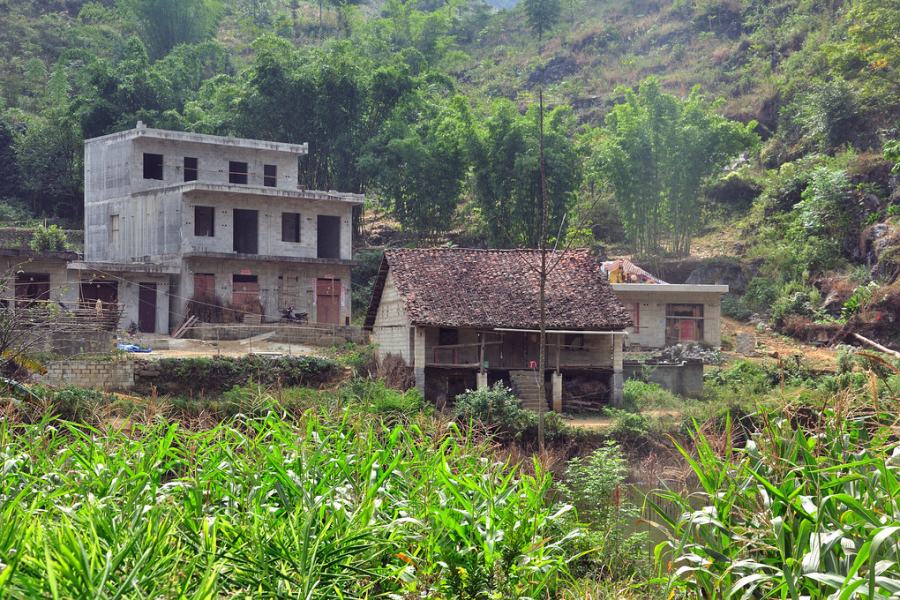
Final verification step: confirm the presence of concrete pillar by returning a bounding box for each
[476,371,488,390]
[552,372,562,412]
[414,327,427,397]
[612,333,624,408]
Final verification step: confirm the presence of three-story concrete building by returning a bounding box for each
[71,123,363,333]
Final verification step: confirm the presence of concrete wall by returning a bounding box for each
[25,330,116,356]
[371,271,412,364]
[623,360,704,398]
[0,256,80,305]
[177,259,352,325]
[115,274,171,334]
[182,188,354,260]
[85,126,304,203]
[612,284,727,349]
[33,358,135,391]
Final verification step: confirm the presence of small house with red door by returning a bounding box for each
[365,248,632,409]
[611,283,729,349]
[70,123,363,333]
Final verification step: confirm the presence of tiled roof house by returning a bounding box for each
[365,248,631,409]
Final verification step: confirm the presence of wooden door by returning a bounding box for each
[138,283,156,333]
[194,273,215,302]
[232,276,259,309]
[316,279,341,324]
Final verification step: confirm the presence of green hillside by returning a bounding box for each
[2,0,900,342]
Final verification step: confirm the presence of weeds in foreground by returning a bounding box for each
[646,398,900,599]
[0,408,579,599]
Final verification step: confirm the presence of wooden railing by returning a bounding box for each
[6,300,124,332]
[428,340,604,368]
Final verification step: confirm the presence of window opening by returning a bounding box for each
[109,214,120,243]
[264,164,277,187]
[143,153,163,180]
[184,157,198,182]
[282,212,300,242]
[194,206,215,237]
[316,215,341,258]
[233,209,258,254]
[229,161,248,184]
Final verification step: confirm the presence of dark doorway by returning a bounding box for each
[14,273,50,305]
[316,278,341,324]
[138,283,157,333]
[233,209,258,254]
[317,215,341,259]
[80,281,118,306]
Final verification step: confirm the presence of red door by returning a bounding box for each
[680,320,694,342]
[316,279,341,324]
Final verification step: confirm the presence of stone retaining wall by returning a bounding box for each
[186,324,368,346]
[33,359,135,392]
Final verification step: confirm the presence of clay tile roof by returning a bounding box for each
[364,248,632,330]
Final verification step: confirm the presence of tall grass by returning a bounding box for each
[0,408,577,599]
[646,399,900,599]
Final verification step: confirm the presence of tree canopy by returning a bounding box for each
[595,77,759,257]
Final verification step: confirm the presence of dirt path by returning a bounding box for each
[119,336,328,359]
[720,316,839,372]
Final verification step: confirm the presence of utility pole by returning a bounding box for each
[538,88,548,453]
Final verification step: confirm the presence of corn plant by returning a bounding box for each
[0,404,579,599]
[645,408,900,599]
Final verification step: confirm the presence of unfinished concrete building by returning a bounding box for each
[71,123,363,333]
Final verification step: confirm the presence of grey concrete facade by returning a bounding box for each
[77,124,363,331]
[611,283,729,349]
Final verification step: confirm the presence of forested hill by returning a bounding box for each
[2,0,900,337]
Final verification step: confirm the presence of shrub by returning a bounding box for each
[454,382,528,437]
[28,224,71,252]
[722,295,752,321]
[344,378,424,417]
[557,442,649,579]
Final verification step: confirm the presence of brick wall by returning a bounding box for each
[33,359,135,391]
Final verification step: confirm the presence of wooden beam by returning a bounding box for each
[238,330,277,346]
[852,332,900,358]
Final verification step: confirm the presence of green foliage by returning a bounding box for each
[788,78,861,150]
[28,224,71,252]
[146,355,339,396]
[841,281,879,321]
[523,0,561,41]
[0,410,579,598]
[721,295,752,321]
[596,77,759,257]
[603,406,650,439]
[15,112,83,219]
[742,277,778,312]
[794,165,855,238]
[343,378,424,416]
[454,382,529,438]
[557,443,649,579]
[361,94,473,240]
[650,406,900,599]
[886,140,900,174]
[117,0,225,61]
[472,101,581,248]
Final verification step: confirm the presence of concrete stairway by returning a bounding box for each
[509,370,547,412]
